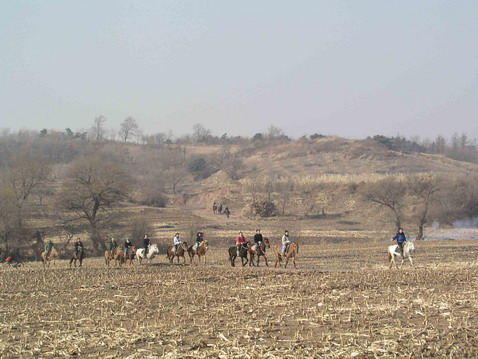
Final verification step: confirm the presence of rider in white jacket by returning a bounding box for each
[281,230,291,255]
[173,233,182,253]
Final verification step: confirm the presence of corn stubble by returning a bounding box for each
[0,240,477,358]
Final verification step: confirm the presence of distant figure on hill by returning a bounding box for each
[217,203,223,214]
[213,202,218,214]
[224,207,230,218]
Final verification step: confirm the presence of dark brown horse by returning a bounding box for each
[166,242,189,263]
[125,245,137,265]
[69,247,84,268]
[228,242,250,267]
[248,238,270,267]
[188,240,209,265]
[274,242,299,268]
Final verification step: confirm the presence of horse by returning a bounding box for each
[188,240,209,265]
[274,242,299,268]
[228,242,251,267]
[136,243,160,265]
[69,248,84,268]
[41,248,58,267]
[388,241,415,269]
[248,238,270,267]
[105,246,125,267]
[166,242,189,264]
[125,245,137,265]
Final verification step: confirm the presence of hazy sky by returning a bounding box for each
[1,1,477,139]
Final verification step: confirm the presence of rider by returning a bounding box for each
[253,229,263,252]
[391,228,407,257]
[143,234,150,256]
[281,230,291,256]
[236,231,246,255]
[124,238,133,256]
[173,233,182,253]
[45,240,54,256]
[195,232,204,250]
[109,237,118,254]
[74,238,84,256]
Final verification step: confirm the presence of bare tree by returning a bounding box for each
[118,117,139,142]
[275,178,295,215]
[192,123,212,143]
[407,175,440,240]
[1,153,50,226]
[59,156,129,253]
[362,178,406,230]
[0,187,17,255]
[92,116,106,142]
[164,167,187,194]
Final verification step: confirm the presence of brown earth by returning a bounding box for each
[1,239,477,358]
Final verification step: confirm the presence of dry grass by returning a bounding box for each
[1,239,478,358]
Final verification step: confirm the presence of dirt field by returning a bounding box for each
[1,239,477,358]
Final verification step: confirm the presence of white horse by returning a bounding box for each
[388,241,415,269]
[136,243,160,264]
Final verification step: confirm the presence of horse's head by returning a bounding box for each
[202,240,209,250]
[406,241,415,254]
[181,242,189,250]
[150,243,159,254]
[263,238,271,248]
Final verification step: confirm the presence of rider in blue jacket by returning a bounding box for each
[391,228,407,257]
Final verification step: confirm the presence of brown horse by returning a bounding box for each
[41,248,58,267]
[69,247,84,268]
[167,242,189,263]
[274,242,299,268]
[188,240,209,265]
[105,246,125,267]
[248,238,270,267]
[125,245,137,265]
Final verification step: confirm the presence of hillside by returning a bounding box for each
[2,136,478,258]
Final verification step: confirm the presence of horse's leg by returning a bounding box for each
[264,255,268,267]
[256,255,260,267]
[408,256,414,267]
[285,256,289,268]
[293,255,297,269]
[69,258,73,268]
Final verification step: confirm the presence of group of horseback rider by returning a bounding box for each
[41,227,408,263]
[213,202,231,218]
[236,229,291,256]
[108,234,152,257]
[44,237,83,257]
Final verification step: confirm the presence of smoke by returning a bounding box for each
[453,217,478,229]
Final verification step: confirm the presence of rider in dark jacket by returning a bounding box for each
[143,234,150,255]
[253,229,263,252]
[195,232,204,250]
[392,228,407,257]
[74,238,83,256]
